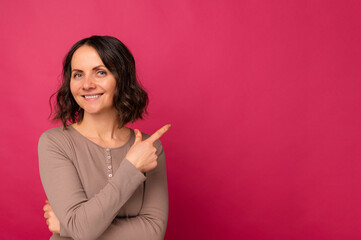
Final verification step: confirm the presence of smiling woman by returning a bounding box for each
[50,36,149,129]
[70,46,117,116]
[39,35,171,240]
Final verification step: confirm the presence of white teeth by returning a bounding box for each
[84,94,101,99]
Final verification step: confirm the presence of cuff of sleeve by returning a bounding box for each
[122,158,147,180]
[110,158,146,193]
[59,222,70,237]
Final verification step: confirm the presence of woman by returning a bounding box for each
[38,35,170,240]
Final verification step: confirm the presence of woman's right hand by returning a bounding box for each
[126,124,171,173]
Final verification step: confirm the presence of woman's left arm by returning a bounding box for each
[98,140,169,239]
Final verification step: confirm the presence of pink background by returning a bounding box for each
[1,0,361,239]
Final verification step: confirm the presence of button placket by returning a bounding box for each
[105,148,113,178]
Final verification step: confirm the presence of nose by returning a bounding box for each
[82,75,96,90]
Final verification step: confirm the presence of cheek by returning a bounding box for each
[110,79,117,94]
[110,84,117,95]
[70,82,78,97]
[110,85,117,101]
[104,78,117,95]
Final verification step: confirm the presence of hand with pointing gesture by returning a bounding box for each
[126,124,171,173]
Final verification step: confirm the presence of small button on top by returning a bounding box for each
[108,165,112,169]
[107,156,111,159]
[105,148,110,152]
[108,174,113,178]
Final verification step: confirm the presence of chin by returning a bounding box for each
[82,106,114,115]
[83,109,103,115]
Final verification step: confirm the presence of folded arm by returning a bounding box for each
[98,144,168,239]
[38,131,146,240]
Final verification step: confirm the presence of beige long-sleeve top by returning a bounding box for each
[38,125,168,240]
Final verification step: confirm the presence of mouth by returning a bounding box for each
[82,93,104,99]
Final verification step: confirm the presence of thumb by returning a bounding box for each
[133,129,142,144]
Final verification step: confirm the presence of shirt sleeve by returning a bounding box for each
[97,140,169,240]
[38,130,146,240]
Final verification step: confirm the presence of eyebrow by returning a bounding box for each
[71,65,106,73]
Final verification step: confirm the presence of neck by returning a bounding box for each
[75,109,125,141]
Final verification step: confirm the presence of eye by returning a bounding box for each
[73,73,82,78]
[97,70,106,76]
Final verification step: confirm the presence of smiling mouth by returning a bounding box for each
[82,93,104,99]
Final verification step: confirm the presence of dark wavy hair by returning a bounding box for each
[49,35,149,128]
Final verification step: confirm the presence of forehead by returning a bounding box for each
[71,45,104,69]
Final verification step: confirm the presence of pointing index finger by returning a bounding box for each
[146,124,171,144]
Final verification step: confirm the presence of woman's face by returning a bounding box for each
[70,45,117,116]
